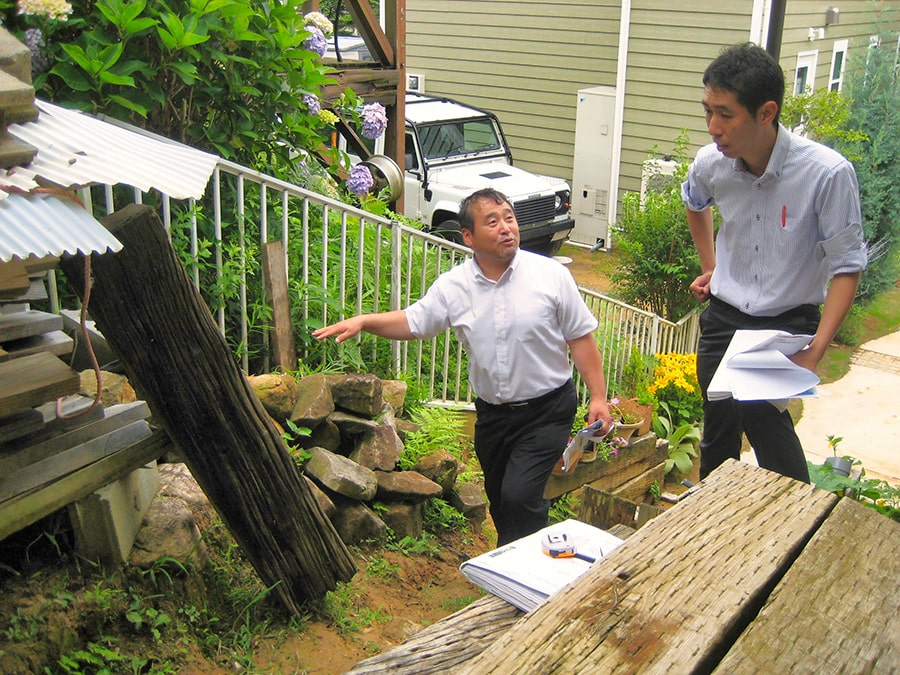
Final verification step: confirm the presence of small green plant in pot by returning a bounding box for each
[823,434,855,477]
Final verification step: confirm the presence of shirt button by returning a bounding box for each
[755,214,760,221]
[755,245,759,252]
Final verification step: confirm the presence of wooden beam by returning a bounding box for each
[0,351,80,417]
[59,205,356,614]
[321,65,400,106]
[261,241,297,372]
[344,0,394,66]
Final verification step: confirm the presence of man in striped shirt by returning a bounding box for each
[681,43,867,482]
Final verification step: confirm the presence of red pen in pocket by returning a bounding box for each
[781,205,787,228]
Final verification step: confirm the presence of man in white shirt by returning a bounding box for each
[682,43,867,481]
[314,188,610,544]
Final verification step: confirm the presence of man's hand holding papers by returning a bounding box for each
[708,330,819,410]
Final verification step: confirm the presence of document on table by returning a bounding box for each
[459,519,625,612]
[708,329,819,409]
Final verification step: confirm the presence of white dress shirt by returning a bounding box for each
[405,249,598,404]
[682,124,867,316]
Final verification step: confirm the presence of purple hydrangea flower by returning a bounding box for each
[303,26,327,57]
[346,165,374,195]
[303,94,321,117]
[360,102,388,139]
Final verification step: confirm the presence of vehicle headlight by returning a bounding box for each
[555,190,570,215]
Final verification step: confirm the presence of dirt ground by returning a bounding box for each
[0,245,629,675]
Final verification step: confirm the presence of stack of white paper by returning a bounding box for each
[459,519,625,612]
[708,329,819,409]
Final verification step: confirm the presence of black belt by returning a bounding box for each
[476,380,572,411]
[709,295,819,322]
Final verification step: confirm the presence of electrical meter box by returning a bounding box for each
[570,86,616,249]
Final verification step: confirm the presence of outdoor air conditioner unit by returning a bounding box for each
[640,158,678,205]
[407,73,425,93]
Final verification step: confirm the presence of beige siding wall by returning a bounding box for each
[619,2,751,194]
[406,0,620,181]
[406,1,899,221]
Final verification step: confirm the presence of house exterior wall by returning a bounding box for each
[406,2,899,223]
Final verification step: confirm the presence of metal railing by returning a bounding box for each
[63,157,699,408]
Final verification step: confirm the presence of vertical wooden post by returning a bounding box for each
[60,205,356,615]
[261,241,297,372]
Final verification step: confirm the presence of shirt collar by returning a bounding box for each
[469,249,520,283]
[731,123,790,182]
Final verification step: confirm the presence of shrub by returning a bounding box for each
[611,131,703,321]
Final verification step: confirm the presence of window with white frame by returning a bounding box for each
[794,51,819,94]
[830,40,848,91]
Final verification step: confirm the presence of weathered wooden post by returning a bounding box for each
[59,204,355,615]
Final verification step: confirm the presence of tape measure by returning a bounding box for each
[541,531,596,563]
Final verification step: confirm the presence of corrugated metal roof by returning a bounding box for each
[0,192,122,263]
[3,99,218,200]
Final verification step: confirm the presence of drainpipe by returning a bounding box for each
[609,0,631,249]
[766,0,787,60]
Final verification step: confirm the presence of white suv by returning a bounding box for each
[400,94,574,255]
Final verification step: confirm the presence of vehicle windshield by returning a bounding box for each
[417,118,502,160]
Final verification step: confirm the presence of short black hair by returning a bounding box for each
[703,43,785,123]
[458,188,512,233]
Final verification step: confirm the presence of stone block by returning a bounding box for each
[68,461,160,569]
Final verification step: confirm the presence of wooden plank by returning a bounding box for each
[462,460,839,674]
[0,400,150,476]
[611,461,666,504]
[0,259,30,295]
[579,485,664,531]
[0,430,171,541]
[0,278,47,303]
[713,498,900,673]
[544,434,667,500]
[0,351,80,417]
[0,408,44,445]
[1,330,74,360]
[261,241,297,372]
[0,420,153,501]
[0,309,62,342]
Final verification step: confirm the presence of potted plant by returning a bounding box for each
[616,347,656,435]
[823,434,854,478]
[608,397,644,444]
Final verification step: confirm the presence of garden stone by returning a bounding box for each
[304,417,342,453]
[79,370,136,406]
[380,502,425,540]
[330,501,388,545]
[414,450,459,496]
[328,373,383,417]
[328,410,380,436]
[129,495,208,569]
[305,447,378,501]
[449,483,487,529]
[304,476,335,519]
[395,417,419,442]
[246,372,299,422]
[350,424,404,471]
[374,470,443,502]
[290,373,334,429]
[381,379,408,414]
[157,462,213,529]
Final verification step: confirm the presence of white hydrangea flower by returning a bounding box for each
[17,0,73,21]
[304,11,334,37]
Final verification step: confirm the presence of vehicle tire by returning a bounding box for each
[432,219,465,245]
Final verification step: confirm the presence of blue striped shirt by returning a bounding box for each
[682,124,867,316]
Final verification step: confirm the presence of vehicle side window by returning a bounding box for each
[405,133,418,171]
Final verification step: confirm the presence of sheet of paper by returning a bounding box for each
[708,329,819,403]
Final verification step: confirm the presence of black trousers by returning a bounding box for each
[697,296,820,483]
[474,380,577,546]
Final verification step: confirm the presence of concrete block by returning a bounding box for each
[68,461,160,568]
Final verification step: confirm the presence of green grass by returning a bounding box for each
[818,281,900,385]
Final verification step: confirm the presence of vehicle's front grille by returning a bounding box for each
[513,195,555,227]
